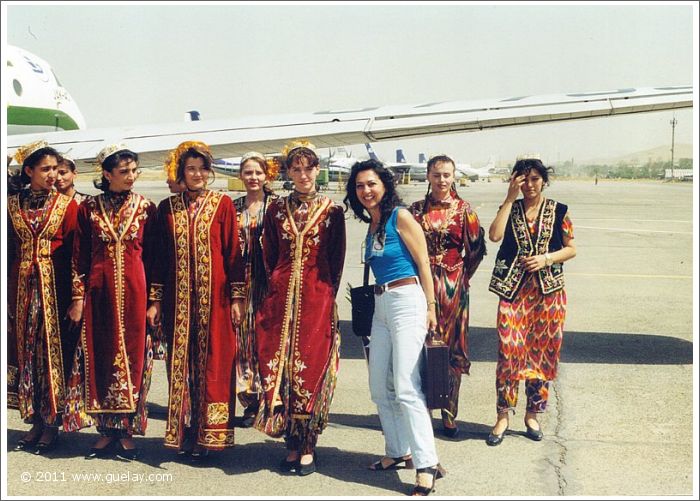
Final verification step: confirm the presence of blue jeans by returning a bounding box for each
[368,281,438,469]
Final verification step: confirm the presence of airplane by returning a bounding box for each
[7,45,86,134]
[365,144,428,182]
[319,147,361,181]
[456,156,496,182]
[6,45,693,174]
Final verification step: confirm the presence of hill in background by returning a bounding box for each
[583,143,692,166]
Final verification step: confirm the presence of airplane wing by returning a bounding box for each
[6,86,692,173]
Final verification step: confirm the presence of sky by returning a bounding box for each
[3,2,697,167]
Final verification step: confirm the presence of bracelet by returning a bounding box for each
[427,300,437,306]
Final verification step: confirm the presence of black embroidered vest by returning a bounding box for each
[489,198,568,301]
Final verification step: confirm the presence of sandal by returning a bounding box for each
[411,464,446,496]
[368,455,414,471]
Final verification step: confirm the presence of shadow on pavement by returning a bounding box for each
[6,427,421,495]
[338,321,693,365]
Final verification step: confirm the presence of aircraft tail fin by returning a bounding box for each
[365,143,379,161]
[185,110,201,121]
[418,153,427,164]
[396,149,407,163]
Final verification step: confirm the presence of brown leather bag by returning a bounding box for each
[421,331,450,409]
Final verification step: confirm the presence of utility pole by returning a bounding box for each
[670,115,677,179]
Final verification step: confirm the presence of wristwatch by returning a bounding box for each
[544,253,554,267]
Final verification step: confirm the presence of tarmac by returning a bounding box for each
[4,175,696,497]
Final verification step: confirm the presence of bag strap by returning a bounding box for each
[363,262,370,286]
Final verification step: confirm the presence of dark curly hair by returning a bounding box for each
[512,158,554,186]
[343,159,404,245]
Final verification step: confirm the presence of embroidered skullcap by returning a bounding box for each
[96,143,130,166]
[281,139,316,158]
[60,154,77,170]
[14,140,50,166]
[515,153,542,161]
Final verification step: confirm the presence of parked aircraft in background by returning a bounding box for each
[365,144,428,181]
[456,156,496,181]
[6,45,693,173]
[319,146,362,181]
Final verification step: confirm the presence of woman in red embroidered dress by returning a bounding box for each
[65,144,157,460]
[8,141,79,454]
[232,152,279,428]
[409,155,486,438]
[147,141,243,459]
[255,142,346,476]
[486,158,576,446]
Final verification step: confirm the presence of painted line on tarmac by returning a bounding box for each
[568,272,692,279]
[576,225,693,235]
[575,218,691,224]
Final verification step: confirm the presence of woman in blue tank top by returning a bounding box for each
[344,159,445,496]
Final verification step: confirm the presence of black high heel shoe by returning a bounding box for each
[411,464,446,496]
[34,429,60,455]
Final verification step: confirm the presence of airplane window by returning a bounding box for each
[13,79,22,96]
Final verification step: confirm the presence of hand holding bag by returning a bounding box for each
[421,330,450,409]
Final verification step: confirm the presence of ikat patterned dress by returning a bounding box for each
[410,194,486,425]
[491,199,574,413]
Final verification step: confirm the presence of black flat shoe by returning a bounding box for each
[368,455,414,470]
[525,423,544,441]
[279,456,299,472]
[189,448,209,462]
[115,442,139,461]
[297,453,317,476]
[34,432,60,455]
[486,426,509,446]
[442,425,460,439]
[14,435,41,451]
[86,439,116,459]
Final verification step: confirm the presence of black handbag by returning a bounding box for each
[421,331,450,409]
[349,262,374,337]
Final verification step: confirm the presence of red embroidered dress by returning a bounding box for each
[64,191,157,435]
[151,190,243,450]
[410,195,485,424]
[7,190,78,426]
[254,193,346,454]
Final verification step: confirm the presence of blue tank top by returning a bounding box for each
[366,208,419,285]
